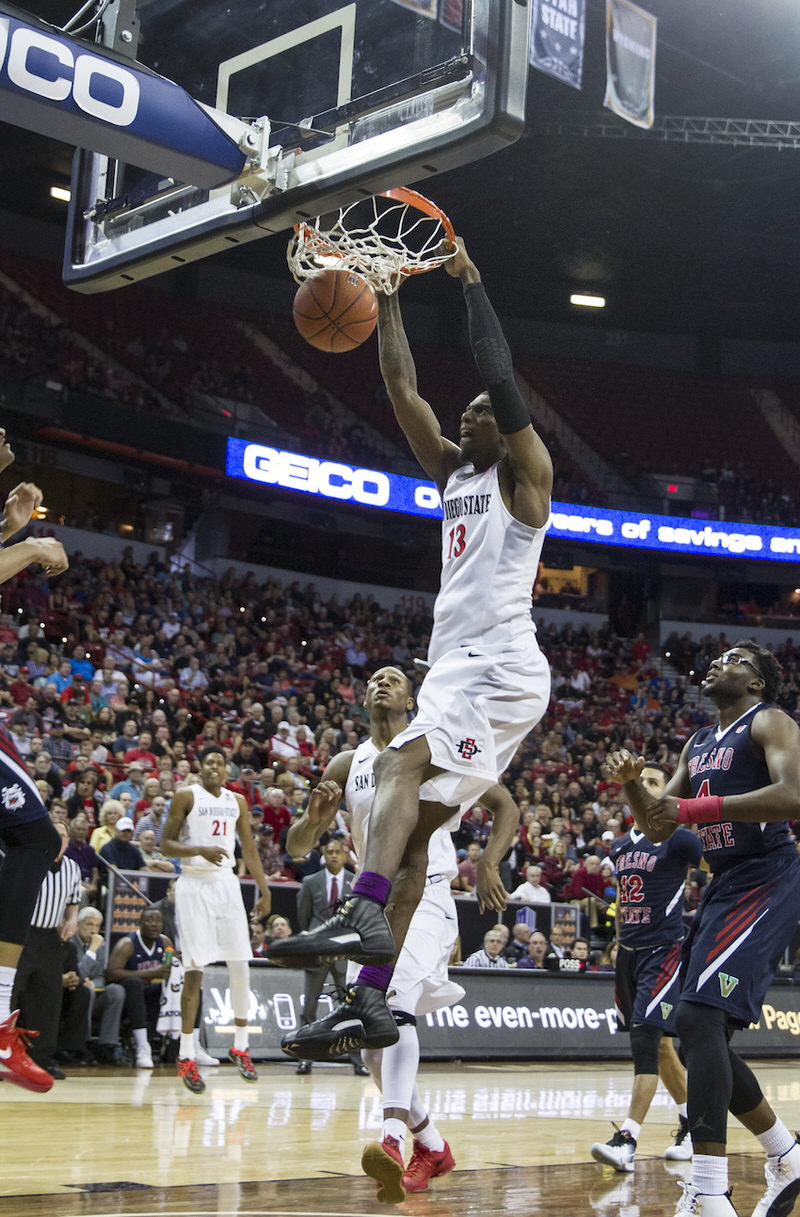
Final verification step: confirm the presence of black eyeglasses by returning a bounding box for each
[718,652,761,675]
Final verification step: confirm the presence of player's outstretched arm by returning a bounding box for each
[446,239,552,528]
[285,757,350,861]
[377,291,462,491]
[0,536,68,583]
[475,784,520,913]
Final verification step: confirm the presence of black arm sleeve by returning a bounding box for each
[463,280,531,435]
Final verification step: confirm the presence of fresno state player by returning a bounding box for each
[161,746,272,1093]
[590,761,702,1172]
[608,641,800,1217]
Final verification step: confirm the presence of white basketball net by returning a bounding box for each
[287,190,457,295]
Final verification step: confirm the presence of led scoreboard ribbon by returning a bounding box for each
[226,438,800,564]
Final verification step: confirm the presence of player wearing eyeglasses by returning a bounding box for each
[606,640,800,1217]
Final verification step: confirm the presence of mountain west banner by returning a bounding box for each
[530,0,586,90]
[604,0,657,128]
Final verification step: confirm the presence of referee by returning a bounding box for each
[11,821,81,1080]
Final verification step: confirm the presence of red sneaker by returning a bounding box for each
[0,1010,53,1094]
[402,1139,455,1193]
[177,1057,206,1094]
[362,1135,405,1204]
[228,1046,258,1081]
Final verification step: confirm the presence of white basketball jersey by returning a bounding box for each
[179,783,240,872]
[430,461,547,665]
[345,739,458,881]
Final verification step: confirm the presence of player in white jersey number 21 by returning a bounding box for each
[161,745,273,1094]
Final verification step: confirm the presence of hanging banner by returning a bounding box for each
[439,0,462,31]
[530,0,586,91]
[604,0,657,128]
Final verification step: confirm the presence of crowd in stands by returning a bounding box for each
[7,549,779,1065]
[4,250,800,525]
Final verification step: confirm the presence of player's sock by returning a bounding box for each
[383,1117,407,1151]
[179,1032,195,1060]
[133,1027,149,1052]
[381,1023,420,1116]
[413,1119,446,1153]
[692,1154,729,1195]
[0,966,16,1021]
[621,1118,642,1140]
[352,872,391,905]
[357,964,393,991]
[233,1026,248,1052]
[757,1117,795,1159]
[408,1086,429,1131]
[677,1103,688,1119]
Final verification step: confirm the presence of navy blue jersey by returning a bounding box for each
[686,703,794,872]
[611,827,703,948]
[0,722,49,831]
[124,931,166,975]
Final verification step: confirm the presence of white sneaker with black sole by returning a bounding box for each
[590,1127,636,1172]
[674,1181,738,1215]
[666,1116,694,1161]
[751,1138,800,1217]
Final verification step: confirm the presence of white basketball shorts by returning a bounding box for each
[390,628,550,807]
[175,868,252,970]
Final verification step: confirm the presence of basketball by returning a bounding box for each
[293,268,378,353]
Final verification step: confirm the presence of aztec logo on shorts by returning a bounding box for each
[456,738,482,760]
[718,972,740,998]
[1,783,25,811]
[660,1001,673,1020]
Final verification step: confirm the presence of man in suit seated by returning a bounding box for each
[70,906,125,1063]
[295,837,368,1076]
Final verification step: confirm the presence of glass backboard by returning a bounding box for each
[64,0,531,292]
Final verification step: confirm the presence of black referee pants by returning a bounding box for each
[12,926,63,1070]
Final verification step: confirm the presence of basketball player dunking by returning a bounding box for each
[268,238,553,1057]
[608,641,800,1217]
[282,665,521,1202]
[161,745,272,1093]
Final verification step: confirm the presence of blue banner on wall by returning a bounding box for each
[225,437,800,564]
[531,0,585,91]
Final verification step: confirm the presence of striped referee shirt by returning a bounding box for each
[30,856,82,929]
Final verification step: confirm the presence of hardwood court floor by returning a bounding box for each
[1,1059,798,1217]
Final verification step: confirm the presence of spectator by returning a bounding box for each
[98,817,145,872]
[110,760,146,803]
[64,814,101,906]
[90,800,124,852]
[71,906,124,1063]
[516,930,550,970]
[503,922,531,964]
[462,929,509,969]
[509,865,551,905]
[137,828,175,873]
[452,842,482,895]
[134,794,168,844]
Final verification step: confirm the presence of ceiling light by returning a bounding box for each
[570,293,606,308]
[50,185,70,202]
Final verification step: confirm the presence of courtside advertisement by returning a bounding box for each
[202,965,800,1060]
[225,437,800,564]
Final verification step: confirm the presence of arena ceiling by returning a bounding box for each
[3,0,800,341]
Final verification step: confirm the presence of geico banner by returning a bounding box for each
[226,436,800,563]
[201,965,800,1060]
[0,5,246,188]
